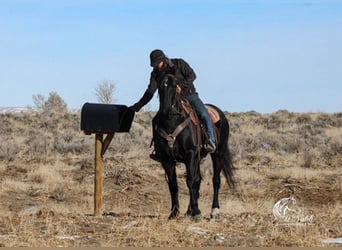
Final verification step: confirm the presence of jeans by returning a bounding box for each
[186,93,215,143]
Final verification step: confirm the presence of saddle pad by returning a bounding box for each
[205,105,220,124]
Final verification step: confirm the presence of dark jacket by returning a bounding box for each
[133,58,197,111]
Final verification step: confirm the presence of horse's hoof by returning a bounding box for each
[168,214,176,220]
[210,208,220,220]
[168,208,180,220]
[185,207,201,221]
[168,213,178,220]
[193,214,202,222]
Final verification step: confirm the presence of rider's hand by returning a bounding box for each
[176,85,182,94]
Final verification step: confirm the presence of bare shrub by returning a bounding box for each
[0,114,13,134]
[316,112,342,127]
[32,94,45,110]
[321,137,342,167]
[295,113,312,124]
[265,114,283,130]
[297,123,324,139]
[53,132,91,155]
[329,137,342,154]
[332,112,342,126]
[301,149,314,168]
[94,80,116,104]
[32,91,68,115]
[24,132,50,157]
[0,137,20,161]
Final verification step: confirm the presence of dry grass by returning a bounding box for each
[0,109,341,247]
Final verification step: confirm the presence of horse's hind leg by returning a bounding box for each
[163,161,180,219]
[210,154,221,219]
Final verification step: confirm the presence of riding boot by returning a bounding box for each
[204,139,216,153]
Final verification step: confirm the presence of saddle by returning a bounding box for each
[181,99,220,125]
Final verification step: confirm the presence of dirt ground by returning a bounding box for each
[0,155,341,247]
[0,110,341,247]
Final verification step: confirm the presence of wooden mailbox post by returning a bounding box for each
[81,103,134,216]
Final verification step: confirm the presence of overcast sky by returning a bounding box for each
[1,0,341,113]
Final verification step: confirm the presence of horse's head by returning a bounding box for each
[158,74,183,117]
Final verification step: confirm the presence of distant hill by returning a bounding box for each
[0,107,35,113]
[0,106,79,113]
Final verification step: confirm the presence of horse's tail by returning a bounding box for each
[213,104,235,190]
[222,144,235,190]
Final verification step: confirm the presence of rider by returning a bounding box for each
[131,49,216,157]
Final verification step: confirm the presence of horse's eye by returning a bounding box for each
[164,83,168,87]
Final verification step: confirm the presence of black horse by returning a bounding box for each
[153,74,235,220]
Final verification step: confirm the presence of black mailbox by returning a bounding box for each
[81,103,135,134]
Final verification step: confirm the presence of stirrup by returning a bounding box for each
[149,153,161,162]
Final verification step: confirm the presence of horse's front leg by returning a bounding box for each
[185,151,201,220]
[162,159,180,219]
